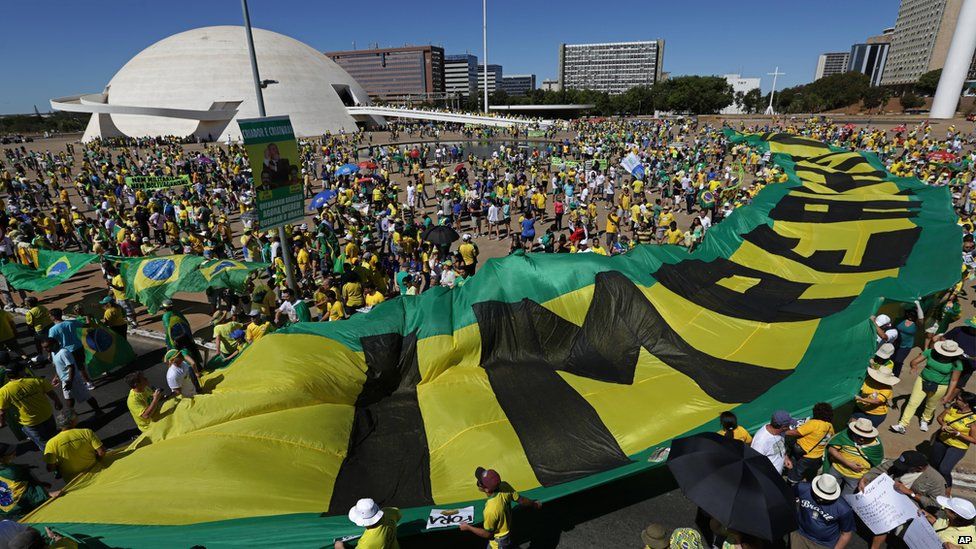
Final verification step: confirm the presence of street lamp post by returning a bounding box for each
[241,0,296,290]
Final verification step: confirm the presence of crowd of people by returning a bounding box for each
[0,114,973,547]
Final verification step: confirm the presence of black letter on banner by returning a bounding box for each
[474,271,791,487]
[654,258,854,322]
[768,193,922,223]
[327,331,433,515]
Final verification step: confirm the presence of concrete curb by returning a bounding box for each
[10,306,218,352]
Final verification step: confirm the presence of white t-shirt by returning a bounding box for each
[750,424,786,473]
[166,362,197,397]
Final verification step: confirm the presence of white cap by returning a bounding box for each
[874,314,891,327]
[937,496,976,520]
[875,343,895,360]
[348,498,384,527]
[462,233,472,241]
[580,239,588,246]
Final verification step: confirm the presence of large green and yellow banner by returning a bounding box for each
[239,116,305,231]
[124,175,190,190]
[0,249,98,292]
[25,133,961,547]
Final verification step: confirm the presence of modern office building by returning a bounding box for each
[444,54,477,98]
[558,40,665,94]
[720,74,761,115]
[814,52,851,80]
[848,44,890,87]
[478,64,503,94]
[325,45,445,101]
[501,74,536,96]
[881,0,976,86]
[541,79,560,92]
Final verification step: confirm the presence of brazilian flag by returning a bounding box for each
[77,322,135,377]
[181,259,268,294]
[120,255,206,314]
[0,250,99,292]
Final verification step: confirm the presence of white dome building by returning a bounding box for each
[52,26,381,141]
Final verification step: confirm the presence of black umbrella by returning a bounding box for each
[422,225,460,246]
[666,432,797,541]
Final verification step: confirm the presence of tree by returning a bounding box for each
[900,92,925,111]
[741,88,763,114]
[916,69,942,96]
[861,87,890,112]
[654,76,733,114]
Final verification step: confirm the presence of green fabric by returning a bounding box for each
[27,132,963,547]
[293,300,312,323]
[822,429,885,472]
[77,322,136,377]
[179,259,269,294]
[918,349,963,385]
[119,255,207,314]
[0,250,98,292]
[0,464,48,518]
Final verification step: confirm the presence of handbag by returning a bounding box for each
[921,379,939,393]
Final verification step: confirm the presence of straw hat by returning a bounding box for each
[641,523,670,549]
[867,364,900,386]
[811,474,841,501]
[934,339,965,357]
[849,417,879,438]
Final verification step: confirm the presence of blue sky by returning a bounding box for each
[2,0,899,114]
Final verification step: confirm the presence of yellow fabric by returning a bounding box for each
[103,306,126,327]
[795,419,834,458]
[938,406,975,450]
[43,428,103,482]
[127,388,154,432]
[830,439,881,479]
[111,274,126,301]
[483,482,519,546]
[932,519,974,549]
[0,311,14,342]
[245,321,272,343]
[213,322,243,355]
[357,507,401,549]
[25,306,52,333]
[459,243,477,266]
[0,378,54,427]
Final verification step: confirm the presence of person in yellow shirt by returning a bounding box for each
[605,211,620,247]
[23,297,53,350]
[339,498,400,549]
[245,310,273,343]
[326,291,346,321]
[853,360,898,428]
[931,391,976,490]
[0,363,63,450]
[825,418,884,495]
[717,411,752,444]
[784,402,835,484]
[363,282,385,308]
[662,221,684,245]
[458,234,479,275]
[589,236,609,256]
[923,496,976,549]
[460,467,541,548]
[43,410,104,482]
[124,372,163,433]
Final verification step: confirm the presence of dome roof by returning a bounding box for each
[94,26,372,140]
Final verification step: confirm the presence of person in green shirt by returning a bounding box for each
[892,339,964,434]
[0,442,55,519]
[337,498,400,549]
[460,467,541,548]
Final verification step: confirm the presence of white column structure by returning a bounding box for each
[931,0,976,118]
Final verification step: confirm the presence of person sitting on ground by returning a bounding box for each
[124,372,164,434]
[823,418,884,495]
[0,442,57,519]
[792,474,855,549]
[43,410,105,483]
[716,410,751,444]
[336,498,400,549]
[460,466,541,548]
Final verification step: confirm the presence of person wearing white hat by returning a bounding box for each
[824,418,884,495]
[853,357,899,428]
[792,474,855,549]
[337,498,400,549]
[925,496,975,548]
[870,314,897,346]
[892,338,965,434]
